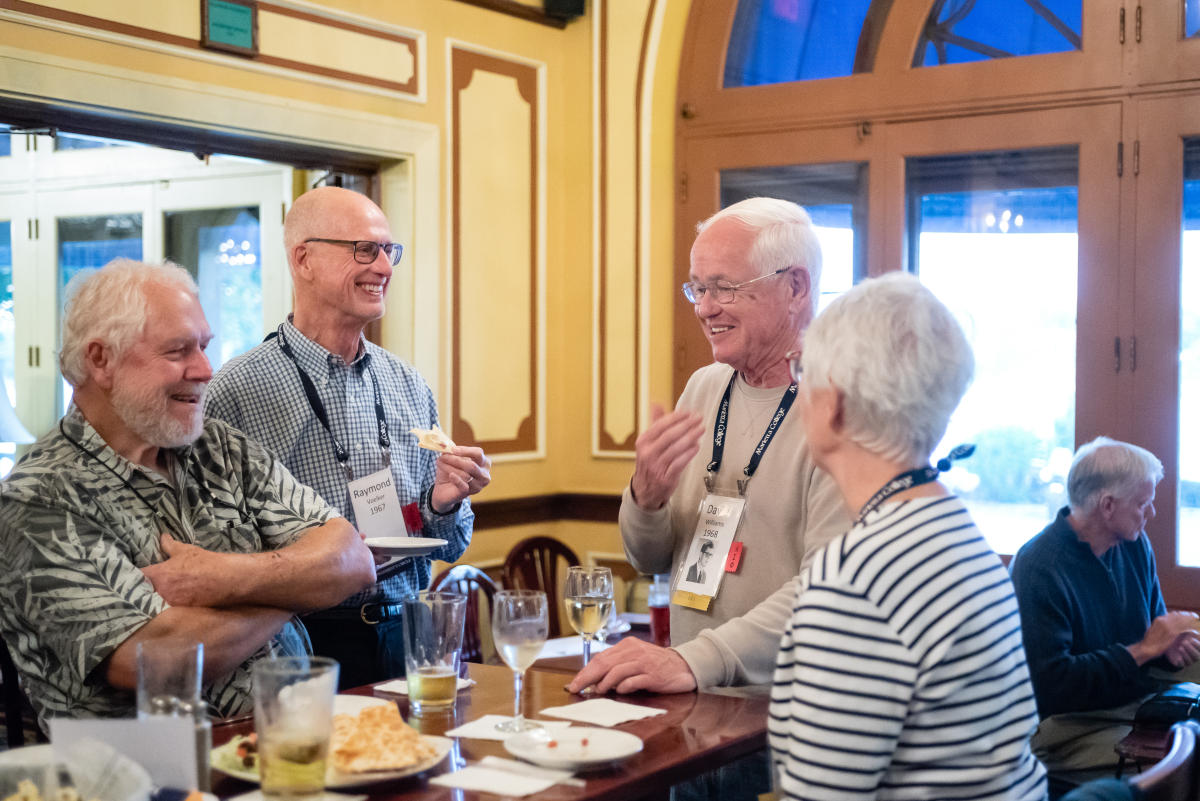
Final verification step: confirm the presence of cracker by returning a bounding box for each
[409,424,455,453]
[330,703,438,773]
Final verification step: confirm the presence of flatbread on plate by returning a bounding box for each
[330,702,438,773]
[409,424,455,453]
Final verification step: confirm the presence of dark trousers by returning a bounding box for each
[303,612,407,690]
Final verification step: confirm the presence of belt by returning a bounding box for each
[305,604,406,625]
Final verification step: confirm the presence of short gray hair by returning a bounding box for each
[1067,437,1164,515]
[800,272,974,465]
[697,197,823,315]
[59,259,199,386]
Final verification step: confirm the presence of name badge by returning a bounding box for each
[672,493,746,611]
[348,466,406,538]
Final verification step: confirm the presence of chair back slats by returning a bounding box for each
[432,564,499,664]
[501,536,581,636]
[1132,719,1200,801]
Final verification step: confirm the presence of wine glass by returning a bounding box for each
[564,566,614,666]
[492,589,550,733]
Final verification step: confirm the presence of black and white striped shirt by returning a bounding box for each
[769,495,1046,800]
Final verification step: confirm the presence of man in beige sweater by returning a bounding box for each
[570,197,846,695]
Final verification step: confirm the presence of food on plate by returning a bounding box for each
[2,779,99,801]
[330,703,438,773]
[212,733,259,774]
[409,425,455,453]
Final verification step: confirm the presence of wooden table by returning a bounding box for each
[212,662,769,801]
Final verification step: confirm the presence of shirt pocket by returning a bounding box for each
[192,500,263,554]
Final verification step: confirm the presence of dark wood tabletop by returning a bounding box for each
[211,662,770,801]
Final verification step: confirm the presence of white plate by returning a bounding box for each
[211,695,451,788]
[363,536,447,558]
[503,727,643,770]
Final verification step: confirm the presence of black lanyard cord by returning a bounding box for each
[706,373,797,495]
[275,325,391,480]
[855,443,976,525]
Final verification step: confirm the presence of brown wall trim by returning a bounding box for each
[0,0,418,97]
[451,0,568,30]
[450,47,540,455]
[471,493,621,529]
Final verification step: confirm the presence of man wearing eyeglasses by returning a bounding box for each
[570,197,847,801]
[206,186,491,688]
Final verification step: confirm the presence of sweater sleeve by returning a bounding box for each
[618,484,677,576]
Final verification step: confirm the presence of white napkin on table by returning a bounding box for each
[444,715,573,741]
[536,636,612,660]
[539,698,667,727]
[373,677,476,695]
[430,756,580,796]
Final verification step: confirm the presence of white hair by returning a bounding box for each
[697,197,823,314]
[800,272,974,465]
[59,259,199,386]
[1067,436,1163,515]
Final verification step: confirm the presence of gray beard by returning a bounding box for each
[111,381,205,449]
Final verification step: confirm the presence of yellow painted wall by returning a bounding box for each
[0,0,693,567]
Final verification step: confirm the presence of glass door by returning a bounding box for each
[883,104,1123,556]
[1131,94,1200,608]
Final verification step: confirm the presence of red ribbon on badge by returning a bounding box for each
[725,542,743,572]
[402,502,423,534]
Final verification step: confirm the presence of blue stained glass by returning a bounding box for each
[724,0,876,87]
[917,0,1081,67]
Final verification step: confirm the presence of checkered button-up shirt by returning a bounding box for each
[0,408,328,727]
[206,319,473,608]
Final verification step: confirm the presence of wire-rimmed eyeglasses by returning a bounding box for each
[785,350,803,384]
[304,238,404,266]
[681,267,789,304]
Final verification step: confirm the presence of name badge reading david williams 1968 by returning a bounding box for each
[673,494,746,611]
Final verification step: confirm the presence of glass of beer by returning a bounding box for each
[401,591,467,715]
[252,656,339,799]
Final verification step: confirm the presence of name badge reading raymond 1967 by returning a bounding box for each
[348,466,406,539]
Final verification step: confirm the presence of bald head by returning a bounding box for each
[284,186,391,259]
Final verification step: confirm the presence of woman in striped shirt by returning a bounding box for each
[768,273,1046,800]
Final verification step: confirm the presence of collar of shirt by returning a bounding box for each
[282,316,369,378]
[63,405,190,492]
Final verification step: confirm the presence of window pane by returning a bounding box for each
[1189,0,1200,38]
[915,0,1081,68]
[907,147,1079,555]
[54,132,140,152]
[0,125,10,159]
[724,0,877,86]
[0,221,13,477]
[164,206,262,370]
[58,214,143,414]
[720,161,866,310]
[1178,139,1200,566]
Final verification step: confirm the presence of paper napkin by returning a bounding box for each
[537,636,612,660]
[429,756,581,796]
[539,698,667,727]
[373,677,476,695]
[444,715,573,741]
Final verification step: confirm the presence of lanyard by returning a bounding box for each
[855,443,976,525]
[59,419,179,536]
[705,373,797,495]
[275,325,391,480]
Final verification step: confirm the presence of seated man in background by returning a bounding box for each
[0,260,376,729]
[1011,437,1200,787]
[769,273,1045,800]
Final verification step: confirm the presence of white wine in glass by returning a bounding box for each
[492,589,550,733]
[564,566,614,666]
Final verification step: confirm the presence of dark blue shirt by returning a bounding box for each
[1010,506,1165,717]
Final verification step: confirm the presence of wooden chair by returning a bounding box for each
[501,536,580,636]
[1132,719,1200,800]
[432,564,499,664]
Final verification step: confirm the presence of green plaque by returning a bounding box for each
[202,0,258,57]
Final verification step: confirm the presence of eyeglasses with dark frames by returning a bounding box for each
[681,267,790,304]
[304,238,404,266]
